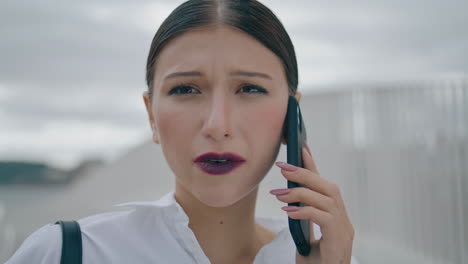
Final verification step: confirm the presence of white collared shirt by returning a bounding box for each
[6,191,359,263]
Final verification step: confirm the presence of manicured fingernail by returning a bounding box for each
[275,162,298,171]
[270,188,291,196]
[281,206,300,212]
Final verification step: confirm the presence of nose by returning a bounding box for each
[201,92,231,142]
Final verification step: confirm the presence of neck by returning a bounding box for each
[174,183,276,264]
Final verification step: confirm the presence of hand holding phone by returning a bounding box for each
[278,96,356,262]
[282,95,310,256]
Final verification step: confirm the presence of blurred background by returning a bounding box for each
[1,0,467,263]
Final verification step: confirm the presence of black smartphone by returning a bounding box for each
[283,95,310,256]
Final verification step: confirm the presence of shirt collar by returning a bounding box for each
[111,191,295,262]
[112,191,290,236]
[113,191,177,209]
[112,190,190,225]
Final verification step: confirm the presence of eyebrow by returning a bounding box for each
[164,71,273,80]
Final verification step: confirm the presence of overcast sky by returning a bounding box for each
[1,0,467,169]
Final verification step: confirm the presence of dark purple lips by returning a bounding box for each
[194,152,245,175]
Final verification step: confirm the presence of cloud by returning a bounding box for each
[265,0,468,84]
[0,0,182,168]
[0,0,181,87]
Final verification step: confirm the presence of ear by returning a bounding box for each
[142,91,161,144]
[281,91,302,145]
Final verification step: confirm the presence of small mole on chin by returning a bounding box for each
[220,221,223,224]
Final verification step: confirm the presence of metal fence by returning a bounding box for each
[301,80,467,263]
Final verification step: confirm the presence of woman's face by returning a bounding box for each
[143,25,301,207]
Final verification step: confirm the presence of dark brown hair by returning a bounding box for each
[145,0,298,101]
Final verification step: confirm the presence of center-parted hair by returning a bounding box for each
[145,0,298,101]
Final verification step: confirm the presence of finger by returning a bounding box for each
[276,164,335,198]
[334,187,347,211]
[301,144,345,208]
[274,187,335,213]
[283,205,332,228]
[302,143,319,174]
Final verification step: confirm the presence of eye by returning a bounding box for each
[237,84,268,95]
[168,83,268,95]
[168,84,201,96]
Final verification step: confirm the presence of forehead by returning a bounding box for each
[153,25,285,80]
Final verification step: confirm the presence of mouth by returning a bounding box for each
[194,152,246,175]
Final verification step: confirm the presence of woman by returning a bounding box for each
[7,0,356,263]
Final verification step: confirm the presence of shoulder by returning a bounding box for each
[5,210,135,264]
[255,216,361,264]
[77,209,136,233]
[5,223,62,264]
[6,192,177,264]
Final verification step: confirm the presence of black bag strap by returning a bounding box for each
[54,220,82,264]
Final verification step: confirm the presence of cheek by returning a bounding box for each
[247,103,285,137]
[155,105,198,173]
[155,105,196,143]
